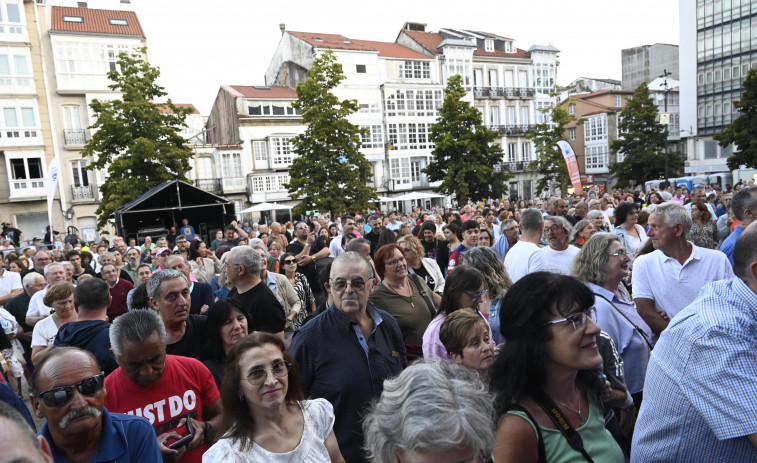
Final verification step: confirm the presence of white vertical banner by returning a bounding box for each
[46,156,61,237]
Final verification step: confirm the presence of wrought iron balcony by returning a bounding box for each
[195,178,222,194]
[71,184,94,201]
[63,129,89,146]
[488,124,536,136]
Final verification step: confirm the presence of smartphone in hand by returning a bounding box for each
[168,416,195,449]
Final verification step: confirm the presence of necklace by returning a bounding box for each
[384,277,414,307]
[551,386,587,425]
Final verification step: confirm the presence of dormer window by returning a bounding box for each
[485,39,494,52]
[63,15,83,22]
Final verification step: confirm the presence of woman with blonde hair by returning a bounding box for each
[396,235,445,295]
[30,282,77,365]
[459,246,512,344]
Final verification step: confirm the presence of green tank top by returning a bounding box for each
[504,392,625,463]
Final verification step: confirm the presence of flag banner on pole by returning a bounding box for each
[556,140,583,193]
[46,156,60,235]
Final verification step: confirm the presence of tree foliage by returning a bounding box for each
[83,47,194,230]
[609,82,682,188]
[424,74,510,205]
[287,50,376,217]
[715,67,757,170]
[528,102,579,194]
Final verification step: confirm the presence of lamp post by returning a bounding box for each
[659,69,672,185]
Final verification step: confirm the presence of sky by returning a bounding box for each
[73,0,680,114]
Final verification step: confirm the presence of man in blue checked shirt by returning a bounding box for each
[631,220,757,462]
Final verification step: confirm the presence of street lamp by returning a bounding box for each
[659,69,672,185]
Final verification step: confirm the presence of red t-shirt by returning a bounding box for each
[104,355,220,463]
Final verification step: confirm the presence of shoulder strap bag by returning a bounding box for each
[593,292,653,351]
[408,272,437,319]
[529,389,595,463]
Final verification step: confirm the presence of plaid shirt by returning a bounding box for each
[631,277,757,462]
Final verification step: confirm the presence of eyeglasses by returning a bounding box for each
[283,259,297,265]
[37,373,105,407]
[223,262,241,269]
[464,289,488,301]
[330,278,367,292]
[245,361,290,385]
[386,256,406,267]
[545,225,562,233]
[608,249,628,258]
[504,227,519,232]
[545,309,596,331]
[296,225,309,230]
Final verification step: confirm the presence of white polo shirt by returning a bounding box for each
[0,269,21,308]
[26,287,51,318]
[540,245,581,276]
[632,242,734,319]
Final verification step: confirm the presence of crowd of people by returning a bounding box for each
[0,180,756,462]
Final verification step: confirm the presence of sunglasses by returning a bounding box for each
[37,373,105,407]
[283,259,297,265]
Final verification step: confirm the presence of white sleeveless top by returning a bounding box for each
[202,399,335,463]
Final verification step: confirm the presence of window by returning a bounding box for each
[2,104,38,138]
[385,89,442,117]
[108,19,128,26]
[411,160,422,182]
[53,42,131,80]
[271,137,294,166]
[360,125,383,149]
[356,64,366,74]
[6,152,44,196]
[485,39,494,52]
[220,152,242,178]
[522,143,531,162]
[248,101,300,116]
[358,102,380,114]
[568,127,576,141]
[584,115,608,142]
[507,106,516,124]
[63,15,83,22]
[0,2,25,39]
[399,61,430,79]
[195,157,213,179]
[489,69,498,87]
[568,103,576,115]
[387,123,432,150]
[585,145,609,170]
[534,63,555,94]
[71,160,90,187]
[390,158,411,185]
[0,49,31,91]
[251,176,265,193]
[508,143,517,162]
[615,95,622,107]
[490,106,500,125]
[253,140,268,163]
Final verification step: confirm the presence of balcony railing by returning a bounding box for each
[474,87,535,99]
[489,124,535,136]
[63,129,89,146]
[71,184,95,201]
[195,178,222,194]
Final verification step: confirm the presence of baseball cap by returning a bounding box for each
[155,247,171,256]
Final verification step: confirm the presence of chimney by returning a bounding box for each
[120,0,132,10]
[280,23,286,36]
[77,2,87,7]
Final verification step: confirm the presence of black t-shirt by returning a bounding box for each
[286,239,325,290]
[166,314,207,360]
[412,264,437,291]
[72,267,96,281]
[228,283,285,334]
[421,239,449,275]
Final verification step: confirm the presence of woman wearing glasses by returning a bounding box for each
[204,332,344,462]
[491,272,624,462]
[611,202,648,265]
[573,234,652,417]
[31,282,78,365]
[370,244,440,360]
[279,252,316,330]
[422,266,490,360]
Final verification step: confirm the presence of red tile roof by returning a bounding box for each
[223,85,298,99]
[288,31,431,60]
[50,6,145,38]
[158,104,199,115]
[402,29,529,58]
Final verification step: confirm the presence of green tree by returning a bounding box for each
[83,47,194,230]
[424,74,509,205]
[528,102,580,194]
[715,67,757,169]
[287,50,376,217]
[609,82,682,187]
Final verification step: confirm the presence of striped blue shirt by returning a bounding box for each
[631,277,757,462]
